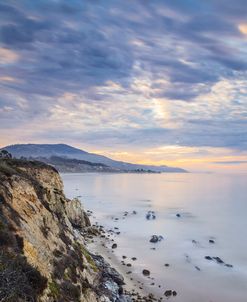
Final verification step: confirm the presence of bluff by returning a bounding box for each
[0,158,130,302]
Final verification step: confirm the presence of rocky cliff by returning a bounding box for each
[0,159,130,302]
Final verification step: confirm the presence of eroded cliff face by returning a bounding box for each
[0,159,128,302]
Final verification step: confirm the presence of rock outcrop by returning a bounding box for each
[0,158,129,302]
[64,198,91,229]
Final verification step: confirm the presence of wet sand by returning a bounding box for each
[87,230,171,301]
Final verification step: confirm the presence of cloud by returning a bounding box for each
[213,161,247,165]
[0,76,17,82]
[0,0,246,163]
[0,1,246,96]
[238,24,247,35]
[0,47,19,64]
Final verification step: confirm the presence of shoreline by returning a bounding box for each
[62,172,247,302]
[85,224,173,301]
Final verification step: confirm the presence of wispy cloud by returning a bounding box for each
[0,0,247,171]
[213,161,247,165]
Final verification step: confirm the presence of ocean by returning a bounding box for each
[62,172,247,302]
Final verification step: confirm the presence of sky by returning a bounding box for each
[0,0,247,173]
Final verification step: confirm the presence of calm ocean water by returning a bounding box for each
[62,173,247,302]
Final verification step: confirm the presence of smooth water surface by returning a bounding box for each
[62,173,247,302]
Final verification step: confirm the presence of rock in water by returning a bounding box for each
[164,290,172,297]
[150,235,159,243]
[146,211,156,220]
[150,235,164,243]
[142,269,150,276]
[213,257,224,264]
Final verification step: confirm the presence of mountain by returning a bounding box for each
[1,144,188,173]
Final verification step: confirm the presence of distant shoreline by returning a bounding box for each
[1,143,188,173]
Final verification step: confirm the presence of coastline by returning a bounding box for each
[0,158,136,301]
[86,225,172,301]
[61,172,247,302]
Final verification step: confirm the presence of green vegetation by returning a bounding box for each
[77,243,98,272]
[48,280,60,298]
[0,157,57,177]
[63,270,70,280]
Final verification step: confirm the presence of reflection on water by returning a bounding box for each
[62,173,247,302]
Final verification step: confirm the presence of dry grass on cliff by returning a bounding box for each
[0,160,18,176]
[0,158,57,177]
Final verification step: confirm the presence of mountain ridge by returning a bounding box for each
[1,143,188,173]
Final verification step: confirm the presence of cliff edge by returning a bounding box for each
[0,158,130,302]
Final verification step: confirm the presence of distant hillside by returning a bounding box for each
[1,144,188,173]
[35,156,121,173]
[31,156,162,173]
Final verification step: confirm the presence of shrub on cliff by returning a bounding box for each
[0,218,47,301]
[0,150,12,159]
[0,251,47,301]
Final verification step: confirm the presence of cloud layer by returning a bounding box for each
[0,0,247,169]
